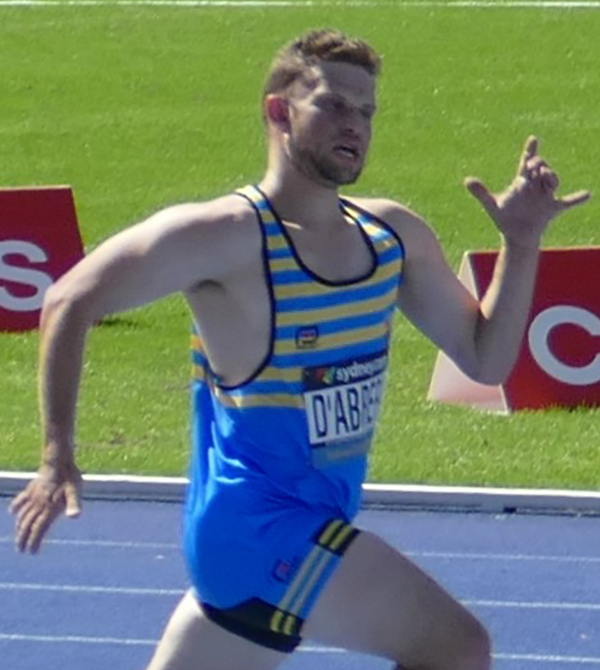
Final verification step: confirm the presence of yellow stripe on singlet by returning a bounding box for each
[276,288,398,327]
[212,390,303,409]
[273,264,400,299]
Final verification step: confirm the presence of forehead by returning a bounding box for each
[291,61,376,104]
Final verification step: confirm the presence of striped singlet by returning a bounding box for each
[183,185,405,650]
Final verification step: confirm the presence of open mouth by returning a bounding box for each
[334,145,360,160]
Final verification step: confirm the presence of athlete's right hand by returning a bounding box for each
[9,457,83,554]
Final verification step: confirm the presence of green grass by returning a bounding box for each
[1,0,600,488]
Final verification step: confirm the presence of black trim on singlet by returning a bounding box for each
[338,196,407,275]
[201,190,277,392]
[252,184,379,287]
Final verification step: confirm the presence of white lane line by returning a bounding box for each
[0,635,343,650]
[0,633,157,646]
[0,633,342,651]
[407,551,600,564]
[2,581,600,613]
[1,634,600,664]
[2,537,599,563]
[0,536,178,549]
[2,0,600,8]
[2,537,599,565]
[465,599,600,612]
[0,582,182,596]
[495,653,600,665]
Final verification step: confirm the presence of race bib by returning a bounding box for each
[303,352,388,466]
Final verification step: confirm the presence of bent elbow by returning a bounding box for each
[452,351,512,387]
[40,279,96,332]
[461,359,513,387]
[472,368,510,387]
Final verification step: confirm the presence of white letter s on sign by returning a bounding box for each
[0,240,54,312]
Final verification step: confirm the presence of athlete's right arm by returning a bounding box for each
[9,196,257,554]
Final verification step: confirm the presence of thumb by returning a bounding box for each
[465,177,498,219]
[64,482,82,518]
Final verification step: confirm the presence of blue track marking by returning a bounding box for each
[1,500,599,670]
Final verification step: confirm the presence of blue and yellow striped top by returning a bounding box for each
[188,185,404,520]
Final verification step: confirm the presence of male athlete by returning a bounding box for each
[11,29,590,670]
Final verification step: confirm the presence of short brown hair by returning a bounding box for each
[264,28,382,97]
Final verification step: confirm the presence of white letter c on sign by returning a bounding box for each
[528,305,600,386]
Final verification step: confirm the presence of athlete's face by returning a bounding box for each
[282,62,377,188]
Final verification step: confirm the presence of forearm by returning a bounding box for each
[38,288,91,465]
[473,238,541,383]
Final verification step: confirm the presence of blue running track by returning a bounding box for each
[1,499,599,670]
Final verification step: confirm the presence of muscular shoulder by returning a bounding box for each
[345,196,440,259]
[139,192,262,277]
[148,193,258,244]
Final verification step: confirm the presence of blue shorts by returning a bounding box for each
[185,505,360,653]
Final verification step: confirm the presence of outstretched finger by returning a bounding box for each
[557,190,592,211]
[15,506,43,553]
[464,178,498,219]
[9,489,32,515]
[15,499,37,527]
[518,136,539,177]
[27,509,57,554]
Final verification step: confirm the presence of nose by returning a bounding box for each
[342,107,371,137]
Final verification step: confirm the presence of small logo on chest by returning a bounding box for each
[295,325,319,349]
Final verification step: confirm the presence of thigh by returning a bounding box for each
[145,590,287,670]
[302,530,489,668]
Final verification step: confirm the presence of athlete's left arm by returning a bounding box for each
[376,137,590,385]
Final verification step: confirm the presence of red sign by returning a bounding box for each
[428,248,600,411]
[0,187,84,332]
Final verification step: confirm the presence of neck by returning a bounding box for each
[259,156,344,230]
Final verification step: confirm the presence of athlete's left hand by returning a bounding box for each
[464,136,591,248]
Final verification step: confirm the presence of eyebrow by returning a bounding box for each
[317,92,377,115]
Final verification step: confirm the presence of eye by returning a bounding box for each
[332,99,347,114]
[361,107,376,120]
[318,97,347,115]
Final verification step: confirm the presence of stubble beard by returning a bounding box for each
[288,137,363,188]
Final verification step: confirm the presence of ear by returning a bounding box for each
[265,94,290,132]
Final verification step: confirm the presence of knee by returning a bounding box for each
[393,609,492,670]
[409,611,492,670]
[448,615,492,670]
